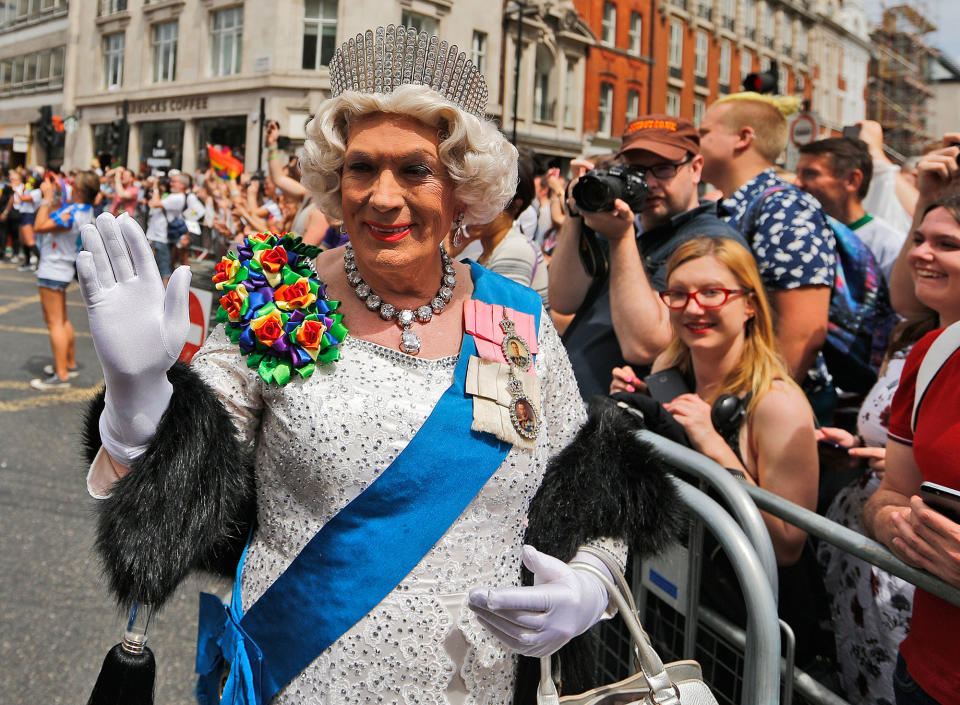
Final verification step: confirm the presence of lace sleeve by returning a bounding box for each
[190,324,265,449]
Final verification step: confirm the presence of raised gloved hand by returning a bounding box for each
[467,545,612,658]
[77,212,192,466]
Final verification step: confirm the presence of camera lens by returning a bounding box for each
[573,172,623,212]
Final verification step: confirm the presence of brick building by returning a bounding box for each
[572,0,654,156]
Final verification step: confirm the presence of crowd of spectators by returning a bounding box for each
[4,88,960,703]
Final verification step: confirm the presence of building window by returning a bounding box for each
[740,49,752,81]
[795,72,805,92]
[401,10,438,35]
[303,0,338,70]
[103,32,124,89]
[533,46,555,123]
[211,7,243,76]
[626,89,640,122]
[762,2,774,43]
[563,60,576,128]
[629,12,642,55]
[779,65,788,94]
[744,0,755,29]
[471,31,487,76]
[694,97,706,126]
[0,46,64,95]
[666,89,680,116]
[151,21,178,82]
[100,0,126,14]
[602,2,616,47]
[719,40,731,86]
[1,0,65,27]
[668,20,683,69]
[598,83,613,136]
[722,0,735,25]
[694,31,708,77]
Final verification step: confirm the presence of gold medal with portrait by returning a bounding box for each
[501,334,532,371]
[509,394,539,440]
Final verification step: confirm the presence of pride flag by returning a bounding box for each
[207,143,244,179]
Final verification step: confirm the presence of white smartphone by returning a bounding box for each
[920,481,960,524]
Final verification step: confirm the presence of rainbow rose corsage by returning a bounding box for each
[213,232,348,385]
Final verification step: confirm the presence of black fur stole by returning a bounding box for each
[82,362,255,609]
[513,395,685,703]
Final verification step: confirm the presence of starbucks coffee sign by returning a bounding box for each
[116,96,210,116]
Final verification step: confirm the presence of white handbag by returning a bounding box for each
[537,548,719,705]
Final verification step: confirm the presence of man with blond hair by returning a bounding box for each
[699,93,837,419]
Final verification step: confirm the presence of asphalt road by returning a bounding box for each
[0,257,228,705]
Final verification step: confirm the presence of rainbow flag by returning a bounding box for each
[207,143,244,179]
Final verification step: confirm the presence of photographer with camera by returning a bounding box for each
[550,115,741,400]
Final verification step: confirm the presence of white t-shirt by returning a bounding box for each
[14,185,42,214]
[145,206,168,243]
[851,214,905,284]
[36,204,94,283]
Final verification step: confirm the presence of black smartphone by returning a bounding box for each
[277,135,291,151]
[920,481,960,523]
[643,367,690,404]
[842,124,861,140]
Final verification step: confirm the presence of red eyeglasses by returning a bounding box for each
[658,287,751,310]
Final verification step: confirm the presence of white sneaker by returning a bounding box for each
[30,374,72,390]
[43,364,79,378]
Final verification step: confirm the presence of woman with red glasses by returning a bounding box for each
[612,235,824,663]
[615,235,818,562]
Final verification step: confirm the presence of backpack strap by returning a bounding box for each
[740,185,788,238]
[913,320,960,432]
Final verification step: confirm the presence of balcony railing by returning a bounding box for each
[695,74,708,87]
[764,37,774,48]
[673,0,689,10]
[670,65,683,79]
[697,5,712,20]
[745,27,755,39]
[723,16,735,29]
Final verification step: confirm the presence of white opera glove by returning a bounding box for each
[467,544,612,658]
[77,213,192,466]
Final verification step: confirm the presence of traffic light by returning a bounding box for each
[109,118,126,149]
[36,105,55,150]
[742,60,778,94]
[52,115,64,133]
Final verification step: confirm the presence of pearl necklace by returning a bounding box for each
[343,244,456,355]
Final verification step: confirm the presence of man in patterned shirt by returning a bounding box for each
[699,93,838,419]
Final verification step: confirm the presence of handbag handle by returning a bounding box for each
[538,556,681,705]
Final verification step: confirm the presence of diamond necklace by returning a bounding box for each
[343,243,456,356]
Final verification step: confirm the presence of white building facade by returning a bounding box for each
[63,0,506,174]
[0,0,69,169]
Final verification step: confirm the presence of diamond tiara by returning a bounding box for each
[328,25,489,119]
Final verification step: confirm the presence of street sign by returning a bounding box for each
[789,113,817,147]
[179,287,213,363]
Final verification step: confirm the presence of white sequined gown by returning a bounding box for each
[190,311,599,705]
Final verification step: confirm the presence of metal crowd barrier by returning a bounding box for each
[618,430,960,705]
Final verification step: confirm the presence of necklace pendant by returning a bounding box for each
[400,329,421,355]
[509,393,539,440]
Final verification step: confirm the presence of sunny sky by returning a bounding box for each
[861,0,960,63]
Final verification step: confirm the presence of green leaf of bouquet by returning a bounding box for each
[296,362,316,378]
[273,362,291,386]
[257,357,274,384]
[216,307,228,323]
[247,352,264,368]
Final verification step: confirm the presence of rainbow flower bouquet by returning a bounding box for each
[213,233,348,385]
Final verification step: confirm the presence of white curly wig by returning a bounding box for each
[298,84,518,225]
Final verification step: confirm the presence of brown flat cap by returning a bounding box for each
[618,114,700,161]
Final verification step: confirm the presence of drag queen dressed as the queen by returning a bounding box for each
[79,26,676,705]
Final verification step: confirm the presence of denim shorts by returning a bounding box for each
[150,240,172,279]
[37,277,69,291]
[19,211,36,226]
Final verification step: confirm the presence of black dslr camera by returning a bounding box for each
[572,166,649,214]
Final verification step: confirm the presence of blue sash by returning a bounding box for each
[196,262,542,704]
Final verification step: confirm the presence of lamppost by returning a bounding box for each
[506,0,539,145]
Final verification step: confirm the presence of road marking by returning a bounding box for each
[0,323,91,337]
[0,294,40,316]
[0,383,102,413]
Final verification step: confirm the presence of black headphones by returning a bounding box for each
[711,393,750,439]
